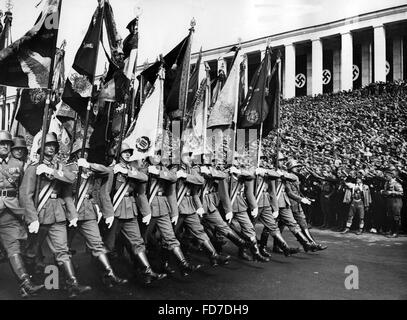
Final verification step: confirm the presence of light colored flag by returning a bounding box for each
[207,53,243,128]
[124,67,164,160]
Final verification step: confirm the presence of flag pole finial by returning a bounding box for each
[5,0,14,12]
[190,17,196,31]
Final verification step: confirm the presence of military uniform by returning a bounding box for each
[174,163,229,266]
[382,177,404,236]
[19,133,91,298]
[20,158,77,265]
[198,166,247,252]
[227,168,269,262]
[102,153,166,284]
[0,130,44,298]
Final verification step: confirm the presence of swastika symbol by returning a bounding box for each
[352,65,360,81]
[322,69,331,85]
[295,73,306,88]
[386,61,390,75]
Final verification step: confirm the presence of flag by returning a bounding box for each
[0,10,12,50]
[61,2,104,119]
[238,46,273,129]
[262,51,281,137]
[0,0,61,88]
[123,68,164,161]
[183,48,202,126]
[15,43,66,136]
[140,34,192,117]
[181,79,206,155]
[207,49,242,128]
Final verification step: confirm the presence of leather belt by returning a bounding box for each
[0,189,17,197]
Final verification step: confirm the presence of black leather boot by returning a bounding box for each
[273,233,300,257]
[134,250,167,284]
[259,232,272,258]
[226,231,247,249]
[160,249,176,275]
[201,240,230,267]
[302,228,327,251]
[250,241,270,262]
[9,254,44,298]
[295,232,318,252]
[62,260,92,299]
[97,253,128,288]
[172,246,202,277]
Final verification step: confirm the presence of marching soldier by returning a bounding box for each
[102,143,166,284]
[65,142,127,288]
[19,133,92,299]
[254,155,302,257]
[11,136,28,164]
[0,130,44,298]
[260,152,319,253]
[381,166,404,238]
[285,159,327,249]
[197,155,249,257]
[143,153,202,276]
[227,155,269,262]
[174,152,230,267]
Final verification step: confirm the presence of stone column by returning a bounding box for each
[311,38,323,95]
[373,24,386,82]
[284,43,296,99]
[341,31,353,91]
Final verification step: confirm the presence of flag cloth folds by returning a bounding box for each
[262,51,281,137]
[61,3,104,119]
[15,45,66,136]
[139,34,191,116]
[0,0,61,88]
[238,46,273,129]
[123,68,164,161]
[207,50,242,128]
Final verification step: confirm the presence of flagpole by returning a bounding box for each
[69,113,78,155]
[34,0,63,207]
[75,0,106,204]
[275,55,282,170]
[178,18,195,162]
[203,62,211,159]
[9,88,21,135]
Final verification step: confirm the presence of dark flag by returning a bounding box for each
[139,34,192,117]
[16,44,66,136]
[238,48,281,137]
[262,51,281,137]
[0,0,61,88]
[61,3,104,119]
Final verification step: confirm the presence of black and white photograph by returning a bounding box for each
[0,0,406,304]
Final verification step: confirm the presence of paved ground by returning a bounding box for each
[0,228,406,300]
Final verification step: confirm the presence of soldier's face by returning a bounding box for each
[0,141,11,156]
[12,148,26,160]
[44,144,56,157]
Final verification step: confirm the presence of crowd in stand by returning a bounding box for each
[263,81,407,235]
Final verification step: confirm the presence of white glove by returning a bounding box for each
[301,198,312,205]
[176,170,187,179]
[28,220,40,234]
[200,166,210,175]
[69,218,78,228]
[95,205,102,223]
[105,216,114,229]
[142,214,151,225]
[148,165,160,175]
[171,215,179,225]
[225,211,233,223]
[113,164,128,175]
[255,168,266,176]
[36,164,53,176]
[272,210,279,219]
[251,207,258,218]
[196,207,205,217]
[230,166,241,175]
[77,158,90,169]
